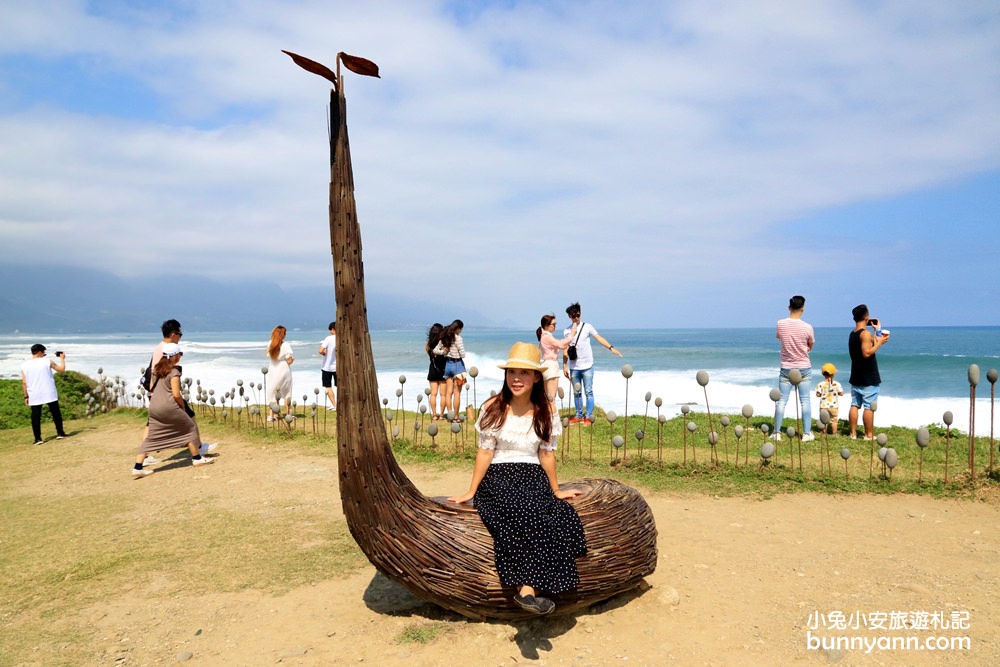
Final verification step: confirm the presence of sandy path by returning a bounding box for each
[12,421,1000,666]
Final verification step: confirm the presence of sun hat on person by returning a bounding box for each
[821,362,837,375]
[497,342,545,371]
[162,343,183,358]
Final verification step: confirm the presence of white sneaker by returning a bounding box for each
[143,455,161,466]
[801,433,816,442]
[132,467,154,478]
[199,442,217,456]
[327,406,336,411]
[768,433,782,441]
[192,456,215,467]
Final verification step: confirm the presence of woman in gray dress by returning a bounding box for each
[131,343,215,478]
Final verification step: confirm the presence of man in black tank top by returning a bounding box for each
[848,304,890,439]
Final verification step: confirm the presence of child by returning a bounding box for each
[815,363,845,434]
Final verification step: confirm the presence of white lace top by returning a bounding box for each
[476,408,562,464]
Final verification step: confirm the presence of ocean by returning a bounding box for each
[2,327,998,433]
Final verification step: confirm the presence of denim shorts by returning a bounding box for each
[443,358,466,379]
[850,385,880,409]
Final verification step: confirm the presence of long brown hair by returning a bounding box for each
[536,314,555,341]
[267,325,287,360]
[152,354,178,379]
[426,322,444,353]
[439,319,464,351]
[479,370,552,443]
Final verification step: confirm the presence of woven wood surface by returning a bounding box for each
[329,77,658,620]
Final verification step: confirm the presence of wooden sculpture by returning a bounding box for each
[284,50,657,620]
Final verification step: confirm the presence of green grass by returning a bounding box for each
[219,398,999,499]
[368,405,1000,500]
[0,372,100,430]
[395,622,449,644]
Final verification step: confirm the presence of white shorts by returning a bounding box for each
[541,359,560,381]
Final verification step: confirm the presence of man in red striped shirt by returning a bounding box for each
[773,295,815,441]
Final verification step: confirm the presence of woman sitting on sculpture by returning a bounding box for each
[449,342,587,615]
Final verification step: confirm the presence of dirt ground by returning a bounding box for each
[9,421,1000,666]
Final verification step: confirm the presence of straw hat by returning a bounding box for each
[821,362,837,375]
[497,342,545,371]
[162,343,183,358]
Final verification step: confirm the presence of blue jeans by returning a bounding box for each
[570,366,595,419]
[774,367,812,435]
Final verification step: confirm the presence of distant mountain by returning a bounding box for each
[0,265,491,333]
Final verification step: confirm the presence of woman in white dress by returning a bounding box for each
[266,325,294,421]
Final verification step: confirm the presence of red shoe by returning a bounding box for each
[583,418,592,427]
[568,416,584,424]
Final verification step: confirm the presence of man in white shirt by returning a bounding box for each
[561,302,622,426]
[318,321,337,410]
[21,343,68,444]
[152,319,183,368]
[140,319,195,465]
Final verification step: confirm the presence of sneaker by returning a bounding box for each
[583,418,593,427]
[266,416,277,422]
[568,416,584,425]
[143,455,161,466]
[199,442,217,456]
[132,467,154,478]
[514,594,555,615]
[801,433,815,442]
[33,440,43,445]
[56,434,67,440]
[768,433,782,441]
[191,456,215,467]
[327,406,336,411]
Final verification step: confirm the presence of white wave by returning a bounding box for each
[4,335,998,434]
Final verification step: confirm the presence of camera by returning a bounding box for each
[867,319,879,327]
[55,351,64,357]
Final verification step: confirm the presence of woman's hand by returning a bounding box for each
[448,491,475,504]
[286,355,295,366]
[555,488,583,500]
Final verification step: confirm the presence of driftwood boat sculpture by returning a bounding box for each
[284,50,658,620]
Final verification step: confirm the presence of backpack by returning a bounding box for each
[139,356,153,392]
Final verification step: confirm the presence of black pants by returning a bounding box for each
[30,401,66,442]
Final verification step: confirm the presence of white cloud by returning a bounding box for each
[1,0,999,327]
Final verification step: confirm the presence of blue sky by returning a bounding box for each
[1,0,999,328]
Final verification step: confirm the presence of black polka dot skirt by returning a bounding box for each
[474,462,587,595]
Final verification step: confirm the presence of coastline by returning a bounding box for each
[1,327,998,433]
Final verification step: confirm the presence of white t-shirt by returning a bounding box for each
[320,333,336,372]
[151,340,167,368]
[22,357,59,405]
[563,322,598,371]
